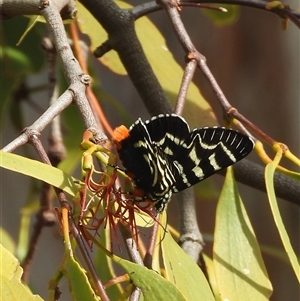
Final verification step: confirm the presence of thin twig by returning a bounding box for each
[179,0,300,28]
[175,58,198,115]
[42,37,67,165]
[119,223,144,265]
[119,223,143,301]
[40,0,106,142]
[131,0,300,29]
[2,89,73,152]
[143,221,160,269]
[21,134,55,283]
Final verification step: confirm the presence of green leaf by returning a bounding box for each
[161,224,215,301]
[203,254,222,301]
[94,227,123,299]
[62,216,100,301]
[76,1,217,128]
[66,254,100,301]
[265,151,300,282]
[0,151,79,196]
[213,167,273,301]
[114,256,187,301]
[16,16,42,46]
[0,244,44,301]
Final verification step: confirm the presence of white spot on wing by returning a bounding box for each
[164,147,174,156]
[188,146,200,165]
[174,161,191,186]
[192,166,204,178]
[208,153,221,170]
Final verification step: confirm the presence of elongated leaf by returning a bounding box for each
[66,254,100,301]
[60,207,100,301]
[0,244,44,301]
[0,151,153,231]
[265,150,300,282]
[161,221,215,301]
[0,151,79,196]
[213,167,272,301]
[203,254,222,301]
[114,256,187,301]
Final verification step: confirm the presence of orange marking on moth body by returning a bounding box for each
[112,125,130,150]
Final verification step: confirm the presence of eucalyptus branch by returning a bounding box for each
[0,0,76,20]
[175,58,198,115]
[177,189,205,262]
